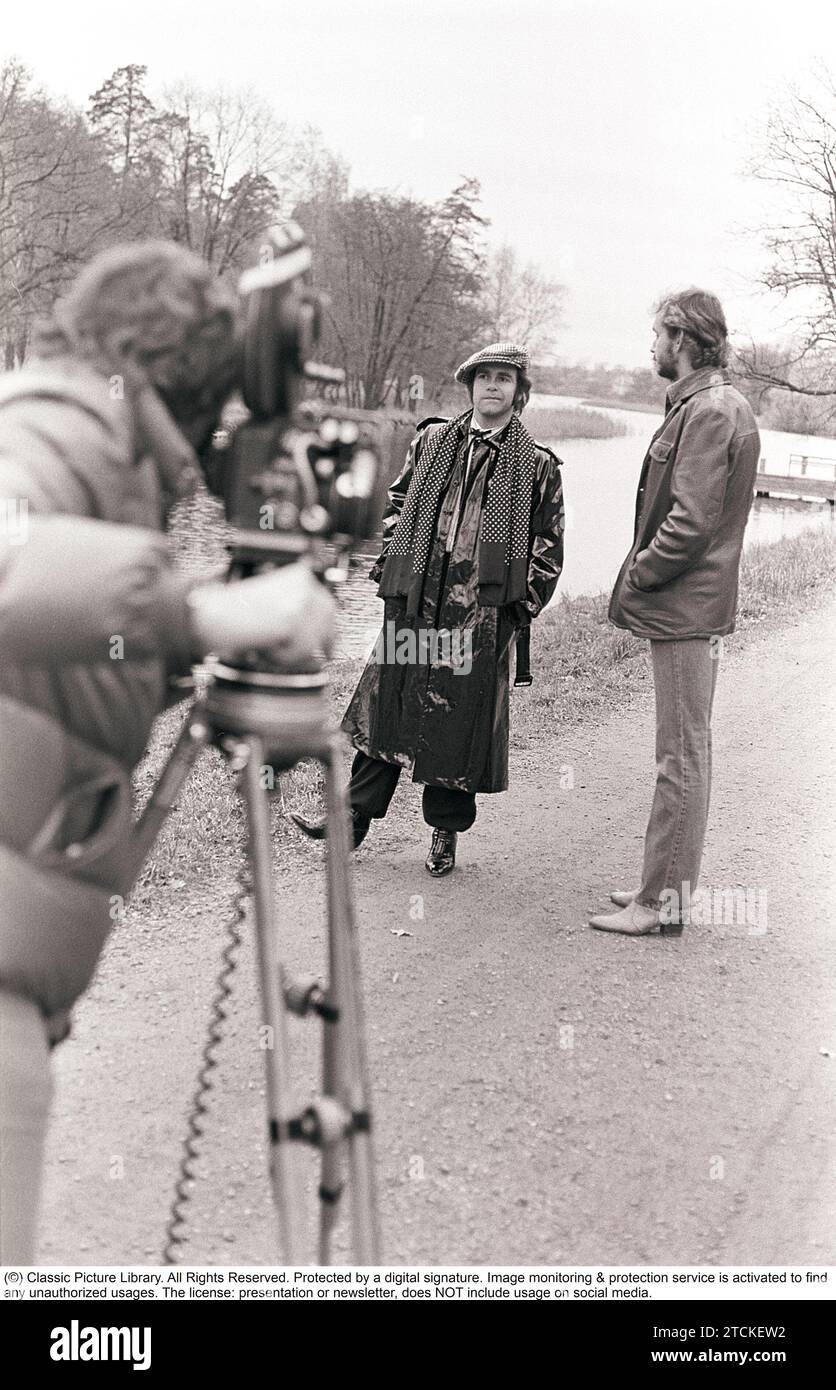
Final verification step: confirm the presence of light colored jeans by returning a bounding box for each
[0,989,52,1263]
[637,638,719,912]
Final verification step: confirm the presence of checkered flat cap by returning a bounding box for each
[454,341,530,384]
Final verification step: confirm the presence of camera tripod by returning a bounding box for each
[126,655,380,1265]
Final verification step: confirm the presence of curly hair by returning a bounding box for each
[656,288,729,369]
[34,241,241,431]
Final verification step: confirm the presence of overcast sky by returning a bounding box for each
[4,0,834,366]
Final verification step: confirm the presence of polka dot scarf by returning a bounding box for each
[380,409,538,614]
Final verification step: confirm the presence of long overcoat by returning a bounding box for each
[342,416,564,794]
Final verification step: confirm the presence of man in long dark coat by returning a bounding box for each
[293,342,565,875]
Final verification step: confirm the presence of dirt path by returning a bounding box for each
[38,600,836,1266]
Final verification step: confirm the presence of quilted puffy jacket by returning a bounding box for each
[0,357,198,1026]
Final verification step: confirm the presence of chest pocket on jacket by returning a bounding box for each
[649,439,674,465]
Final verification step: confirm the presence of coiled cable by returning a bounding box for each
[162,867,249,1263]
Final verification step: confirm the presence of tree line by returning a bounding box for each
[0,61,561,407]
[1,60,833,427]
[0,61,336,368]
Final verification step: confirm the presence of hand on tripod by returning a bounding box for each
[188,560,336,671]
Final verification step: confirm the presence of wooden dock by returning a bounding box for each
[754,454,836,504]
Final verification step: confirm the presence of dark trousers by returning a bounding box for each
[349,751,477,832]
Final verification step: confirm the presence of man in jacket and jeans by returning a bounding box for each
[590,289,760,937]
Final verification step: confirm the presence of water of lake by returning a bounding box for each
[531,395,836,597]
[335,396,835,658]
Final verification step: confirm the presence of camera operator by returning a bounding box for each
[0,241,334,1263]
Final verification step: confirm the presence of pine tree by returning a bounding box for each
[88,64,157,180]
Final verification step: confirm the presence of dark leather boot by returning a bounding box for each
[290,809,370,850]
[425,829,457,876]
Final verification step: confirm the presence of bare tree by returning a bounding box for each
[739,66,836,400]
[0,61,120,367]
[89,70,345,279]
[150,84,342,276]
[297,178,487,408]
[1,60,350,366]
[481,244,564,360]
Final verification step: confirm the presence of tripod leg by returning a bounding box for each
[240,738,305,1263]
[121,704,210,892]
[322,733,381,1263]
[318,972,343,1264]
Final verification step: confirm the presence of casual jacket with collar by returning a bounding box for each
[609,366,760,640]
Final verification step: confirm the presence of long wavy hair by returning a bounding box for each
[656,288,729,369]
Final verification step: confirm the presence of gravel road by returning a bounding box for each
[38,599,835,1266]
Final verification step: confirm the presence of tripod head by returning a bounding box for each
[194,223,385,758]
